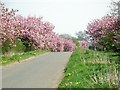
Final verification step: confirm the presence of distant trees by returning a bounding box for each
[76,31,89,41]
[59,34,72,40]
[75,31,89,48]
[60,34,80,48]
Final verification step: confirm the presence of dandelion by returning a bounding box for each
[75,82,80,85]
[68,73,71,76]
[65,83,69,86]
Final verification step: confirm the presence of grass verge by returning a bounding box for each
[59,48,119,88]
[0,49,48,65]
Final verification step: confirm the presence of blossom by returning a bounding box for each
[0,2,76,52]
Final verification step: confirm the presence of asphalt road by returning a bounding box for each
[2,52,72,88]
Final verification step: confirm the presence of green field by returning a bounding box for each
[59,48,119,88]
[1,49,48,65]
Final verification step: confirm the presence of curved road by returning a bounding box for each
[2,52,72,88]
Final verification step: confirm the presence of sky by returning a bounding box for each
[2,0,113,37]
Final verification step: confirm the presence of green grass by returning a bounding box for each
[0,49,48,65]
[59,48,119,88]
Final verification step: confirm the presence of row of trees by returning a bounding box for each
[86,1,120,52]
[0,2,75,54]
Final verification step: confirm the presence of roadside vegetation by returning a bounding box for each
[59,1,120,88]
[1,49,48,65]
[59,48,119,88]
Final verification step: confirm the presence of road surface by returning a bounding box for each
[2,52,72,88]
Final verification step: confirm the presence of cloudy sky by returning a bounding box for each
[2,0,112,37]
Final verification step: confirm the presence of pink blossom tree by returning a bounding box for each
[0,2,75,53]
[0,2,17,44]
[86,15,120,51]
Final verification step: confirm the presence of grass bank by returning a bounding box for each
[0,49,48,65]
[59,48,119,88]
